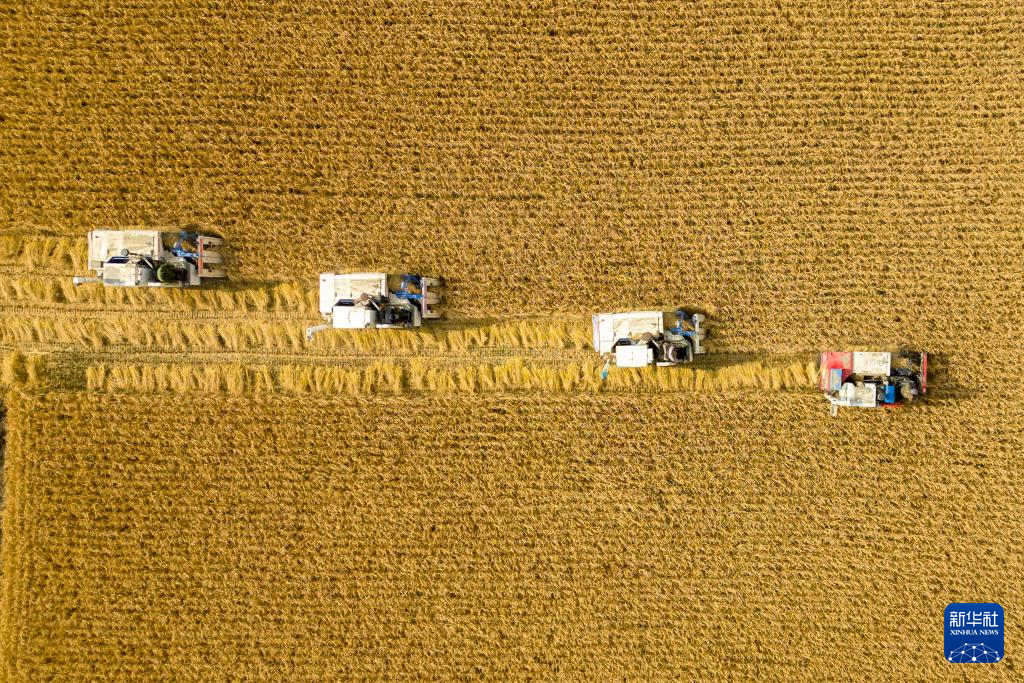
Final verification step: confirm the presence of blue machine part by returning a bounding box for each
[884,384,897,404]
[170,231,200,260]
[669,310,698,336]
[393,274,424,301]
[829,368,844,392]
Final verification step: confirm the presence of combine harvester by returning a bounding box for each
[72,229,227,287]
[306,272,443,340]
[592,309,707,378]
[819,351,927,416]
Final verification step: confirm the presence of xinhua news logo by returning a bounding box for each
[945,603,1004,663]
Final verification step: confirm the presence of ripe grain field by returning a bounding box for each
[3,390,1022,680]
[2,1,1024,679]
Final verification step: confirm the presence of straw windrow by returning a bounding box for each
[83,359,817,396]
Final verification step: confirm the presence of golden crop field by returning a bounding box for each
[4,389,1022,680]
[2,0,1024,679]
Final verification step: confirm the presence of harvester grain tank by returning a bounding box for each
[819,351,927,415]
[306,272,443,340]
[72,229,227,287]
[592,309,707,374]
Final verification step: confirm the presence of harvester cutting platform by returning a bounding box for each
[72,230,227,287]
[592,309,707,372]
[819,351,927,415]
[306,272,443,340]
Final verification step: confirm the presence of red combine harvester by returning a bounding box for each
[819,351,927,416]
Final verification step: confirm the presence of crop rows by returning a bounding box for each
[4,388,1022,679]
[3,2,1023,351]
[3,0,1024,678]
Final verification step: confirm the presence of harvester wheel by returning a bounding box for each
[156,263,179,284]
[665,343,692,364]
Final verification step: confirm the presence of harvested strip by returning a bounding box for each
[0,235,87,273]
[0,314,594,355]
[0,277,317,314]
[0,351,43,387]
[85,359,817,396]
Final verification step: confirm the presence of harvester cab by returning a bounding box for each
[306,272,443,340]
[72,230,227,288]
[819,351,927,416]
[592,309,707,373]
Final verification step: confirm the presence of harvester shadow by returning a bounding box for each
[918,351,979,402]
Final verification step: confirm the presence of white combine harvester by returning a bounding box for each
[72,229,227,287]
[592,309,707,376]
[306,272,443,340]
[819,351,927,416]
